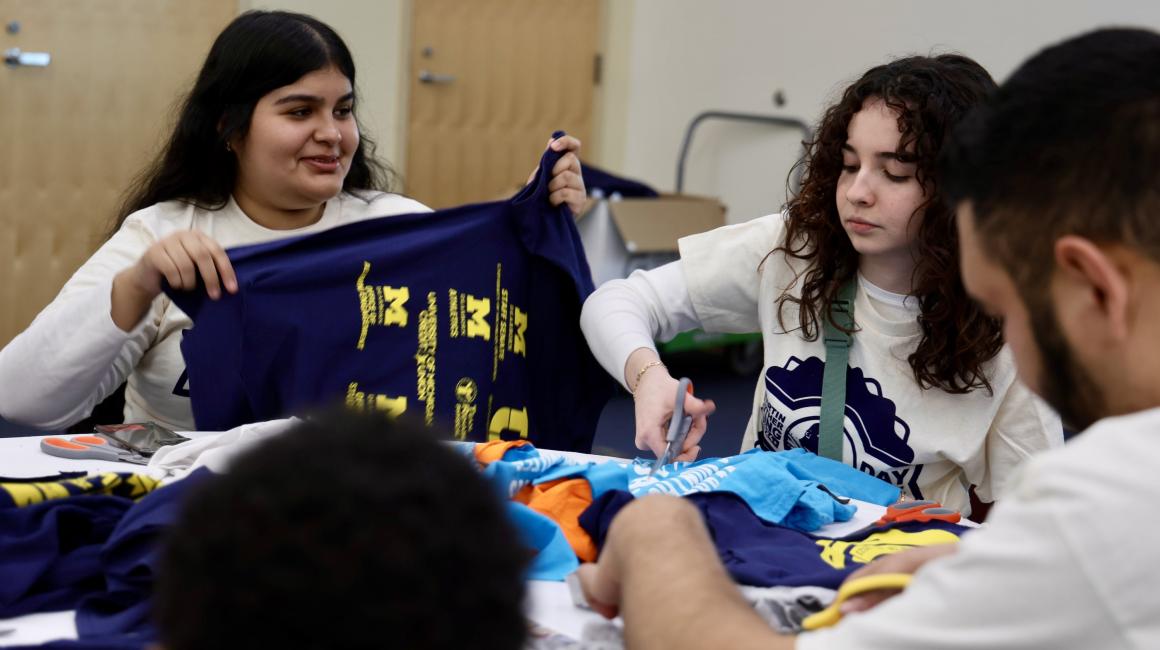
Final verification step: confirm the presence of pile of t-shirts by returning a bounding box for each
[470,442,972,649]
[0,442,967,649]
[461,440,947,586]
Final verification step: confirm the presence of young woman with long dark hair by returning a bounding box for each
[0,11,585,432]
[580,54,1061,513]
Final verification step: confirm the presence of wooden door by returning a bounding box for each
[0,0,235,347]
[405,0,601,208]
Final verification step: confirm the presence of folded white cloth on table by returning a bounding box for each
[149,418,299,482]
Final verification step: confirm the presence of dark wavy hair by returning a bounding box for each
[110,10,392,235]
[774,54,1003,394]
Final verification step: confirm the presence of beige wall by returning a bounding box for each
[600,0,1160,223]
[591,0,633,172]
[237,0,622,178]
[240,1,1160,223]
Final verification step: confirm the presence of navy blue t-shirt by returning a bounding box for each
[0,468,209,645]
[580,163,659,199]
[169,134,611,451]
[581,491,969,589]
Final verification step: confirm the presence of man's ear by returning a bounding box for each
[1053,236,1131,341]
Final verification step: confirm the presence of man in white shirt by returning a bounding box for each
[576,27,1160,650]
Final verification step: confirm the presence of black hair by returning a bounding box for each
[941,27,1160,290]
[154,410,530,650]
[111,10,392,235]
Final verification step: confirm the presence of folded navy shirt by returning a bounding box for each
[0,495,129,618]
[581,491,970,589]
[74,469,213,641]
[0,469,211,649]
[168,132,610,452]
[581,163,659,198]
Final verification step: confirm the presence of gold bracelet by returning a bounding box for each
[631,360,666,395]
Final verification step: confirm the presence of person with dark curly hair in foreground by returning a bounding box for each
[154,410,529,650]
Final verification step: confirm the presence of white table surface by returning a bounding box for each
[0,433,887,645]
[0,431,223,479]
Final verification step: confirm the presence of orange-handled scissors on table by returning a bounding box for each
[875,499,961,526]
[40,435,149,465]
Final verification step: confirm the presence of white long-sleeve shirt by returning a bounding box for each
[0,192,429,431]
[798,407,1160,650]
[580,214,1062,512]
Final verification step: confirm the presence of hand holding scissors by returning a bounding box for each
[649,377,696,476]
[629,350,716,464]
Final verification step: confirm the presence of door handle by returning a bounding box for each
[418,69,455,85]
[4,48,51,67]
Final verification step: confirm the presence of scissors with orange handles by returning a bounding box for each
[40,435,149,465]
[874,499,961,526]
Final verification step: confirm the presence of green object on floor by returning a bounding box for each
[659,330,761,354]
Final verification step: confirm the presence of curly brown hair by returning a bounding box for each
[775,54,1002,394]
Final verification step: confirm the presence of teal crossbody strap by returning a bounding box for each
[818,278,857,462]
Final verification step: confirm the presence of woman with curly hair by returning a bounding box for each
[580,54,1061,514]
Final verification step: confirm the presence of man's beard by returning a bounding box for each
[1028,298,1107,434]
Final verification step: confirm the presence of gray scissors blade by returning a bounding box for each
[649,377,694,477]
[649,441,678,477]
